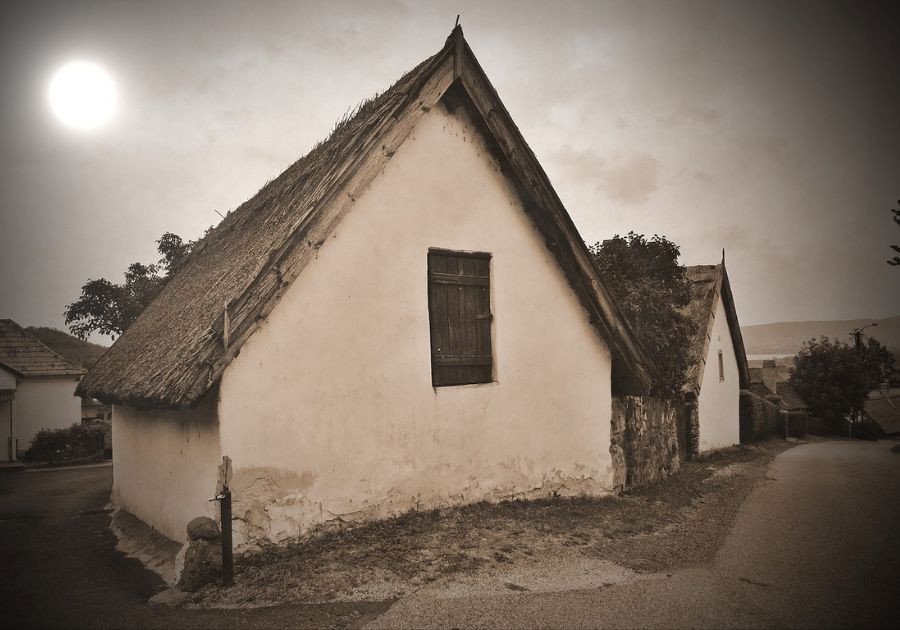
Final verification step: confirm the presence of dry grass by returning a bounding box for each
[192,440,793,608]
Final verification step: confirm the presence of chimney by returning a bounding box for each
[762,359,778,395]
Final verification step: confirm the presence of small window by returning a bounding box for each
[427,249,493,387]
[718,349,725,382]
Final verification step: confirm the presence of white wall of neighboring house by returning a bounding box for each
[697,295,740,452]
[217,103,615,547]
[13,377,82,456]
[111,400,221,543]
[0,367,15,390]
[1,400,12,461]
[0,367,15,461]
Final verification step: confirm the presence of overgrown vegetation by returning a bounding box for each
[589,232,695,397]
[789,336,895,432]
[24,421,110,464]
[65,232,193,340]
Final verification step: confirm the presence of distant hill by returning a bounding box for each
[741,315,900,357]
[25,326,108,370]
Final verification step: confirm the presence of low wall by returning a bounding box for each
[610,396,680,491]
[739,390,779,443]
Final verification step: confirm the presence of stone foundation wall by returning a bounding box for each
[739,390,779,442]
[610,396,680,491]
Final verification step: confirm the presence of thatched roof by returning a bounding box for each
[78,27,653,408]
[682,261,749,393]
[0,319,85,378]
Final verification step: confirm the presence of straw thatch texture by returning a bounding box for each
[77,46,447,408]
[681,263,749,393]
[682,266,718,390]
[0,319,85,377]
[78,27,655,408]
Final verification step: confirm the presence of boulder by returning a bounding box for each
[177,539,222,592]
[186,516,220,541]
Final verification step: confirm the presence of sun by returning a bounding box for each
[48,61,117,130]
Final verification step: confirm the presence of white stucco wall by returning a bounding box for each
[0,366,16,390]
[111,400,221,542]
[1,401,12,461]
[0,367,14,461]
[697,294,740,452]
[14,377,81,455]
[218,103,614,546]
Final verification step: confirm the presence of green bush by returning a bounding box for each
[25,420,110,463]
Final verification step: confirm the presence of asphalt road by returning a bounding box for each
[2,441,898,629]
[367,440,900,628]
[0,464,389,629]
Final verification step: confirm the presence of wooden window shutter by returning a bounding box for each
[427,249,493,387]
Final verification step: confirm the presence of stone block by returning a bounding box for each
[187,516,221,541]
[177,539,222,592]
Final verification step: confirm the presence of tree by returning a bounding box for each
[890,199,900,267]
[789,336,895,430]
[65,233,193,340]
[589,232,696,397]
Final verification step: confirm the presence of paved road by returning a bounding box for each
[0,465,389,629]
[2,442,898,628]
[368,440,900,628]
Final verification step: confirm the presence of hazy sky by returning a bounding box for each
[1,0,898,344]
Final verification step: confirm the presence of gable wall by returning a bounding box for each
[218,103,614,546]
[111,400,221,543]
[697,294,740,451]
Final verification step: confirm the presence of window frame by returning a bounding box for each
[426,248,494,388]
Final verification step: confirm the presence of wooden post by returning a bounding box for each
[221,487,233,586]
[217,455,234,586]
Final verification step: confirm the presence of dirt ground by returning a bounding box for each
[191,439,796,609]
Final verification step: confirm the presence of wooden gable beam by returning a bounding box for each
[450,36,654,394]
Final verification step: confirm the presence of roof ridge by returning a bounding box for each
[78,27,654,407]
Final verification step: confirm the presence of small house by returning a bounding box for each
[682,261,750,454]
[78,28,656,548]
[0,319,85,460]
[748,360,810,435]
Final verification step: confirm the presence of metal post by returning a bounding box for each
[220,487,233,586]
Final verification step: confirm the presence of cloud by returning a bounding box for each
[656,104,722,128]
[548,146,662,206]
[599,153,661,205]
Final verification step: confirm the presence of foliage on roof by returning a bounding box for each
[78,27,653,408]
[0,319,86,378]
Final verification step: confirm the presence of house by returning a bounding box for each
[864,386,900,436]
[682,260,750,454]
[77,27,655,548]
[748,359,810,435]
[0,319,85,460]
